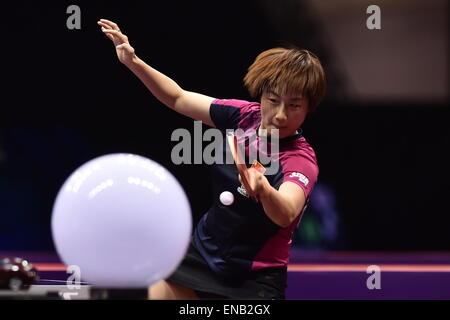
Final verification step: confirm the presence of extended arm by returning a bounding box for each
[98,19,215,127]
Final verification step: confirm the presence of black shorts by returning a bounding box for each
[167,241,287,300]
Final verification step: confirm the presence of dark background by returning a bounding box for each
[1,1,449,251]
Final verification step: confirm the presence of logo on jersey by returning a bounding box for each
[237,185,249,198]
[289,172,309,186]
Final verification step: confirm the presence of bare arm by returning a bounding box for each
[259,182,306,228]
[246,168,306,228]
[98,19,215,127]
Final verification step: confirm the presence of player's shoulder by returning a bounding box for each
[283,136,316,156]
[212,98,260,110]
[280,138,319,169]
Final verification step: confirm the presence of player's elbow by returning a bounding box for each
[277,210,299,228]
[169,88,185,110]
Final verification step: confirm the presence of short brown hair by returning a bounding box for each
[243,48,326,112]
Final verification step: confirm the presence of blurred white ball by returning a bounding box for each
[51,153,192,288]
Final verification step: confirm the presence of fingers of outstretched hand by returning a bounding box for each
[101,28,128,42]
[116,43,132,51]
[98,19,120,30]
[105,33,114,41]
[97,21,113,30]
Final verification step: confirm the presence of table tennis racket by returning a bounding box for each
[226,132,266,200]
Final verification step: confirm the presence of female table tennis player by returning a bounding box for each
[98,19,326,299]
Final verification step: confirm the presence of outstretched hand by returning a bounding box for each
[98,19,136,65]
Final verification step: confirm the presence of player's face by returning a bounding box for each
[259,89,309,139]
